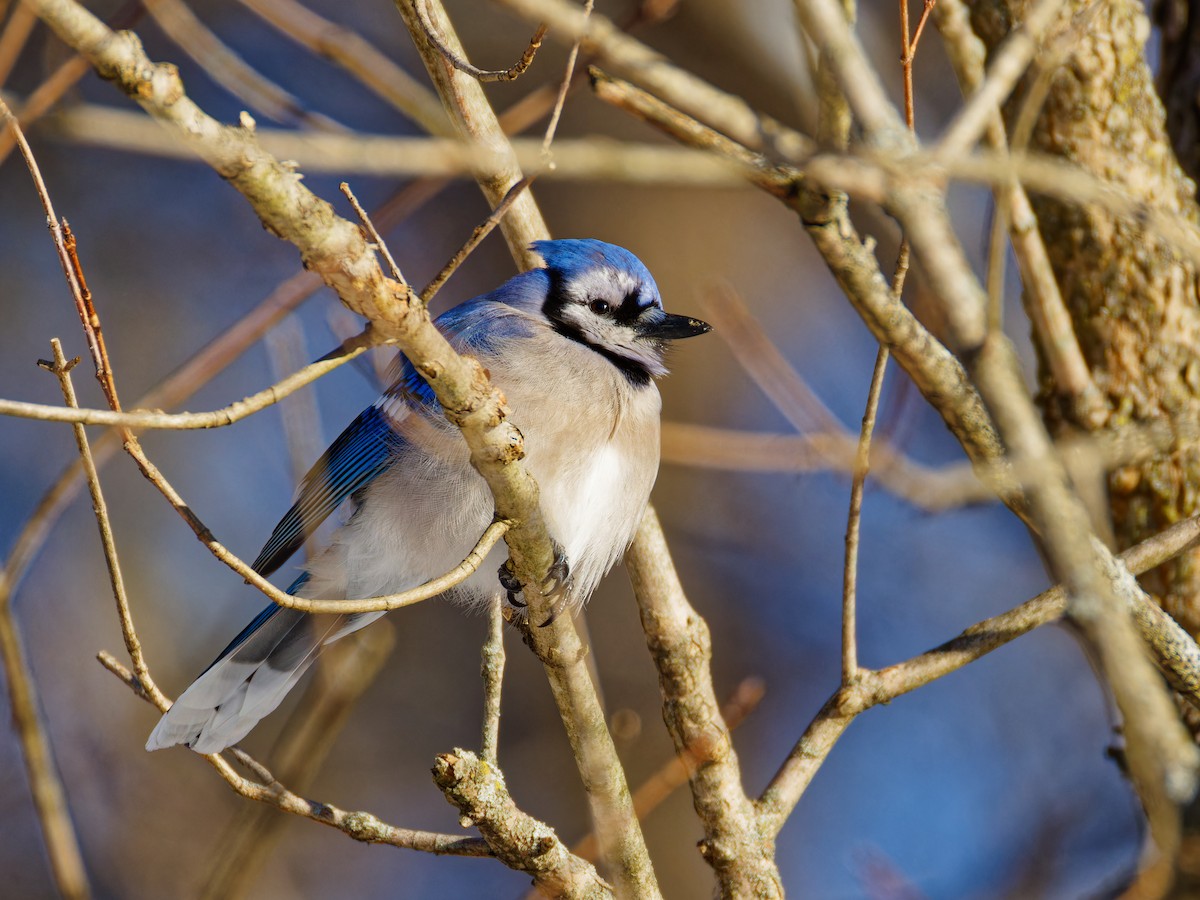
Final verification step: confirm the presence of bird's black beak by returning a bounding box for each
[638,313,712,340]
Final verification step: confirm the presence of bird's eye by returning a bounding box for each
[589,298,611,315]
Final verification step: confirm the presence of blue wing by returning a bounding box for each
[251,404,402,577]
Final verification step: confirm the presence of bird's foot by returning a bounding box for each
[497,545,573,624]
[498,560,526,608]
[538,544,574,627]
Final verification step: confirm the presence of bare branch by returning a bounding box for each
[0,336,372,429]
[842,346,888,684]
[625,507,783,896]
[434,750,611,898]
[540,0,592,157]
[479,598,505,767]
[28,99,746,184]
[340,181,408,287]
[421,175,538,304]
[757,511,1200,835]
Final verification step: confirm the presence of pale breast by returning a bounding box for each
[487,329,663,604]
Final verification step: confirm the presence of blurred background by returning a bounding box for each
[0,0,1145,896]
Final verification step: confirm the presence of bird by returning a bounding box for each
[146,239,711,754]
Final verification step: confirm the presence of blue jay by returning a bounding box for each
[147,239,710,753]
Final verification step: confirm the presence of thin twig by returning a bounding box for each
[340,181,408,286]
[414,0,546,83]
[0,337,375,429]
[480,597,505,767]
[236,0,450,136]
[43,341,167,706]
[540,0,593,157]
[61,222,120,409]
[420,175,537,304]
[842,346,887,684]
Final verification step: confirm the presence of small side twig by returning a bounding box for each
[41,340,167,708]
[414,0,546,83]
[340,181,408,286]
[420,175,537,304]
[0,336,374,430]
[757,511,1200,836]
[540,0,593,157]
[842,346,887,684]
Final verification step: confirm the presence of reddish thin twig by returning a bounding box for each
[62,221,121,410]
